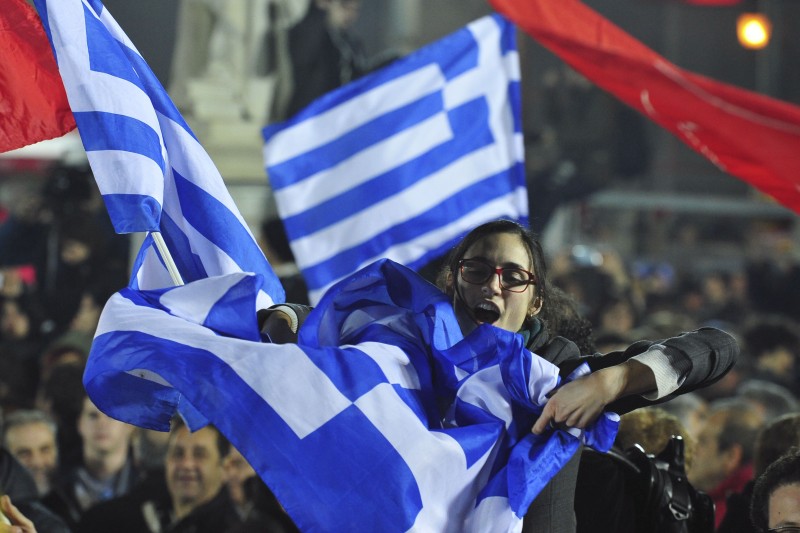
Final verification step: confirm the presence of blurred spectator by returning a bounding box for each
[746,226,800,320]
[614,407,696,469]
[41,215,124,335]
[749,447,800,533]
[285,0,367,117]
[131,428,171,475]
[697,270,742,325]
[228,476,300,533]
[3,410,58,497]
[527,65,650,233]
[223,447,256,522]
[36,363,85,470]
[44,395,142,530]
[592,291,638,337]
[740,315,800,396]
[657,392,708,443]
[0,448,70,533]
[38,343,88,390]
[78,418,238,533]
[575,408,709,532]
[538,284,595,355]
[1,294,49,406]
[737,379,799,423]
[690,398,764,528]
[718,411,800,533]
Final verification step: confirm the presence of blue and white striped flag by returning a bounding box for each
[85,259,618,532]
[34,0,284,306]
[263,14,527,304]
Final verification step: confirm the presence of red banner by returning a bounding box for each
[0,0,75,153]
[490,0,800,214]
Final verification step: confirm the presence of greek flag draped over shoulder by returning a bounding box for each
[86,258,618,533]
[263,14,527,304]
[33,0,284,306]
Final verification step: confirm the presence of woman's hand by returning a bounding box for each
[0,496,37,533]
[532,360,656,434]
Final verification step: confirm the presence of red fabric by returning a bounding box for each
[490,0,800,214]
[0,0,75,153]
[708,462,753,528]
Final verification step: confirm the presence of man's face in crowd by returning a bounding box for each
[77,397,135,457]
[5,421,58,495]
[166,425,225,511]
[689,411,729,491]
[769,482,800,530]
[223,447,256,506]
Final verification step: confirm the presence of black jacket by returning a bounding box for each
[522,324,738,533]
[0,448,71,533]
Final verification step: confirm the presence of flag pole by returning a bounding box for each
[150,231,185,286]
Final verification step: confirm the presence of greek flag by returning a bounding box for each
[263,14,527,304]
[33,0,284,306]
[86,259,618,532]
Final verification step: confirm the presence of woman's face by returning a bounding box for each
[453,232,540,336]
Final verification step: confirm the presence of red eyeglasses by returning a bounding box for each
[458,258,536,293]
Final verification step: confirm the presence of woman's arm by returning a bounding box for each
[532,327,738,433]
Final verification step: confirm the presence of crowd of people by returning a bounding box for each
[1,166,799,531]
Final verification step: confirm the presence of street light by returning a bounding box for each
[737,13,772,49]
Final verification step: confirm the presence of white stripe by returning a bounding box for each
[292,138,522,270]
[96,295,351,439]
[274,111,454,216]
[87,151,165,198]
[355,383,495,533]
[135,245,175,290]
[48,0,162,134]
[306,188,526,304]
[159,115,251,232]
[264,65,445,165]
[349,342,421,390]
[159,273,251,326]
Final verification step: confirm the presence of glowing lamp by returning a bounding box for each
[737,13,772,50]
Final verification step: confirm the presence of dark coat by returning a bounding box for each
[77,469,239,533]
[0,448,71,533]
[522,324,738,533]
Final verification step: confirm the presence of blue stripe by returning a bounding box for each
[32,0,55,58]
[158,209,209,282]
[85,0,104,16]
[84,4,145,91]
[509,80,523,134]
[121,48,196,141]
[268,91,444,189]
[171,171,285,302]
[85,0,197,141]
[263,21,481,142]
[301,167,525,290]
[127,233,161,289]
[201,275,262,342]
[102,193,160,233]
[496,14,516,57]
[73,111,166,174]
[282,96,493,240]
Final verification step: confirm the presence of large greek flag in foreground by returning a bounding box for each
[264,15,527,304]
[85,259,618,533]
[34,0,284,306]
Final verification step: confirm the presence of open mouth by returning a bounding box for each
[473,303,500,324]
